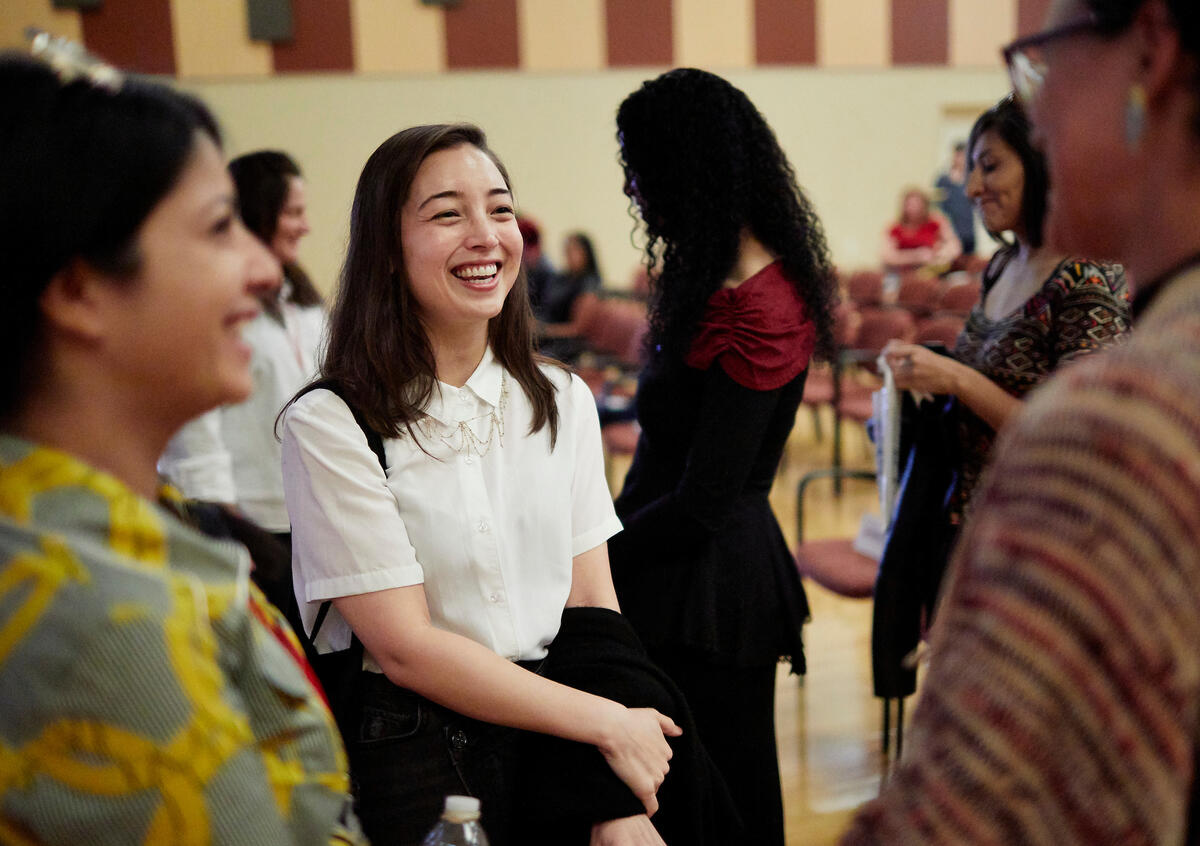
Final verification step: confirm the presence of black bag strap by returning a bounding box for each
[292,379,386,649]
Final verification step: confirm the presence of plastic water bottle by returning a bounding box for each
[420,795,490,846]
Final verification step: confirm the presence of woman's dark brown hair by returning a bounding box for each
[0,53,221,422]
[967,95,1050,248]
[313,123,560,446]
[228,150,323,309]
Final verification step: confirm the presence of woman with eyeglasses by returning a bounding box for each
[843,1,1200,843]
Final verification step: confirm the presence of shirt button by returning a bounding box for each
[477,520,489,533]
[464,456,474,465]
[489,593,500,603]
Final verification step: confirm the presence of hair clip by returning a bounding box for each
[25,27,124,93]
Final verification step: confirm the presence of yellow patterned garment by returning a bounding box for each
[0,436,366,845]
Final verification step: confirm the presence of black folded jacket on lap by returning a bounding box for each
[516,606,742,845]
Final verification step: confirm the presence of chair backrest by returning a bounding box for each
[628,265,652,301]
[571,291,604,337]
[833,300,862,348]
[846,270,884,307]
[962,253,991,275]
[896,275,940,316]
[619,318,650,368]
[914,314,965,349]
[854,306,917,354]
[937,281,981,315]
[591,300,648,359]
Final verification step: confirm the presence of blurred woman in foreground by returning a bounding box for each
[843,1,1200,842]
[0,45,362,844]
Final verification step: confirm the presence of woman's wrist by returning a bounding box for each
[587,697,629,752]
[947,358,970,396]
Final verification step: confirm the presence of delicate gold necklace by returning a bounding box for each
[409,372,509,459]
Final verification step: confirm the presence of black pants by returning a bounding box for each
[346,671,525,846]
[650,648,784,846]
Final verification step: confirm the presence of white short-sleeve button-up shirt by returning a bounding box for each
[280,348,622,663]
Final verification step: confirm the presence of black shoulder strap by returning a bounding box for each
[294,378,387,473]
[293,379,387,649]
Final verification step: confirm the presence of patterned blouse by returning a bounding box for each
[0,436,365,845]
[951,249,1131,512]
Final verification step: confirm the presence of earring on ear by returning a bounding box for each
[1124,83,1147,149]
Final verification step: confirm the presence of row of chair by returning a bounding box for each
[558,293,650,472]
[800,302,967,491]
[844,268,982,317]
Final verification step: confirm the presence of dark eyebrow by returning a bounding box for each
[417,187,513,212]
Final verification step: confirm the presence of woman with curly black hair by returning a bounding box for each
[607,67,838,845]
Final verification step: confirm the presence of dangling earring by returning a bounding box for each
[1125,83,1147,149]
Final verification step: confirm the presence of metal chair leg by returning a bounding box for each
[881,698,891,764]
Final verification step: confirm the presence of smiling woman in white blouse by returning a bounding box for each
[279,124,680,846]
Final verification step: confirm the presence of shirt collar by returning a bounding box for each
[424,346,504,425]
[1136,262,1200,334]
[1131,251,1200,319]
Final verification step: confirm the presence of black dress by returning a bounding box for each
[608,261,813,845]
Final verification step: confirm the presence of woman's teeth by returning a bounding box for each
[454,263,498,280]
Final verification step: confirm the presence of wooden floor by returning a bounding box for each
[607,407,889,845]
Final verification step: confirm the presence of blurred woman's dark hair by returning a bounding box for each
[228,150,323,308]
[967,95,1051,249]
[564,231,600,279]
[616,67,837,361]
[0,51,220,422]
[310,123,562,446]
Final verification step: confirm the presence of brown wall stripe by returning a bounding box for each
[605,0,672,67]
[5,0,1035,75]
[891,0,948,65]
[271,0,354,73]
[445,0,519,70]
[754,0,816,65]
[80,0,175,75]
[1017,0,1052,36]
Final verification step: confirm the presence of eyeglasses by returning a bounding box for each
[1001,12,1100,105]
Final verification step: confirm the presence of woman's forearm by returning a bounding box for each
[336,587,620,741]
[342,595,678,815]
[886,342,1021,432]
[375,617,626,742]
[952,362,1022,431]
[566,543,621,611]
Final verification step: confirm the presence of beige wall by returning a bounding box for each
[184,67,1009,296]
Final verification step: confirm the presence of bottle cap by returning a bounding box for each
[444,795,481,814]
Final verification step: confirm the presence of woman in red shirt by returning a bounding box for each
[882,187,962,272]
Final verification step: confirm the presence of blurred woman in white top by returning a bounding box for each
[161,152,324,536]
